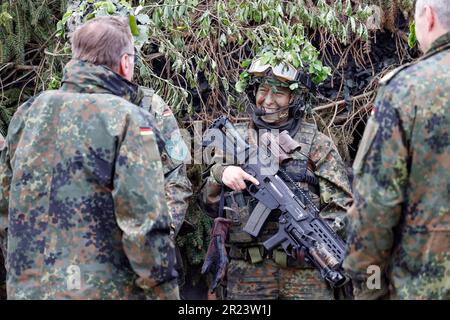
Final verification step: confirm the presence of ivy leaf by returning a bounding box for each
[0,12,13,28]
[135,5,144,15]
[219,33,227,47]
[241,59,251,68]
[235,80,247,93]
[260,52,274,65]
[136,13,150,25]
[289,83,299,90]
[349,16,356,33]
[222,77,229,91]
[106,1,116,14]
[408,22,417,48]
[346,0,353,16]
[254,11,261,23]
[129,15,139,36]
[134,25,149,51]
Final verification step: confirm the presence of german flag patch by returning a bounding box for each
[140,127,153,136]
[163,109,172,117]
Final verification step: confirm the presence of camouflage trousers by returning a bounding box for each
[226,258,334,300]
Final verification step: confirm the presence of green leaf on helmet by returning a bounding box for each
[289,83,299,90]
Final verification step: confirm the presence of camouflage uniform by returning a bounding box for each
[0,60,179,299]
[133,87,192,289]
[203,121,352,300]
[133,88,192,236]
[343,32,450,300]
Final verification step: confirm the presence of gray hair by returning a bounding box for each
[416,0,450,29]
[70,16,134,70]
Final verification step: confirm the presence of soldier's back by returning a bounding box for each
[369,45,450,299]
[5,88,150,299]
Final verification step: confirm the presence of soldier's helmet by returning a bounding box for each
[244,57,315,133]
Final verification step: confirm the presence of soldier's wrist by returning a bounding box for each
[211,164,229,184]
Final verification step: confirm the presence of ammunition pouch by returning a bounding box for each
[228,244,315,269]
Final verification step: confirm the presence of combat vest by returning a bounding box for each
[224,121,320,267]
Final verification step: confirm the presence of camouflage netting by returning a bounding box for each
[0,0,418,298]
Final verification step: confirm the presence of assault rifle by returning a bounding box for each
[203,116,348,288]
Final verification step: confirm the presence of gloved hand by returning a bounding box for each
[201,217,232,291]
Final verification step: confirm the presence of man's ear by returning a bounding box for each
[425,5,436,32]
[117,54,129,78]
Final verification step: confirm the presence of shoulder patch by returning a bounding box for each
[162,108,172,117]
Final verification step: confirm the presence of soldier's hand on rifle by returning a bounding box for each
[222,166,259,191]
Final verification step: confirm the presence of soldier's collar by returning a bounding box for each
[380,31,450,86]
[425,31,450,57]
[61,60,139,103]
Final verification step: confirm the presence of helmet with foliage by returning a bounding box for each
[241,56,316,134]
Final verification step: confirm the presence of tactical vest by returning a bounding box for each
[224,122,320,266]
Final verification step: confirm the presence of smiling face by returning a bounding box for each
[255,83,292,124]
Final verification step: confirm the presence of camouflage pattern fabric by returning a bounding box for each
[203,121,352,300]
[0,251,5,300]
[134,87,192,236]
[227,259,333,300]
[0,60,179,299]
[343,32,450,300]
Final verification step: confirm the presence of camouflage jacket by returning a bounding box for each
[0,60,179,299]
[202,120,352,252]
[343,32,450,300]
[133,88,192,236]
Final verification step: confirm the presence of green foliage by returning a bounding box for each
[0,1,67,64]
[408,22,417,48]
[176,200,211,266]
[0,0,68,127]
[362,0,416,29]
[58,0,375,117]
[0,89,20,137]
[176,164,212,266]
